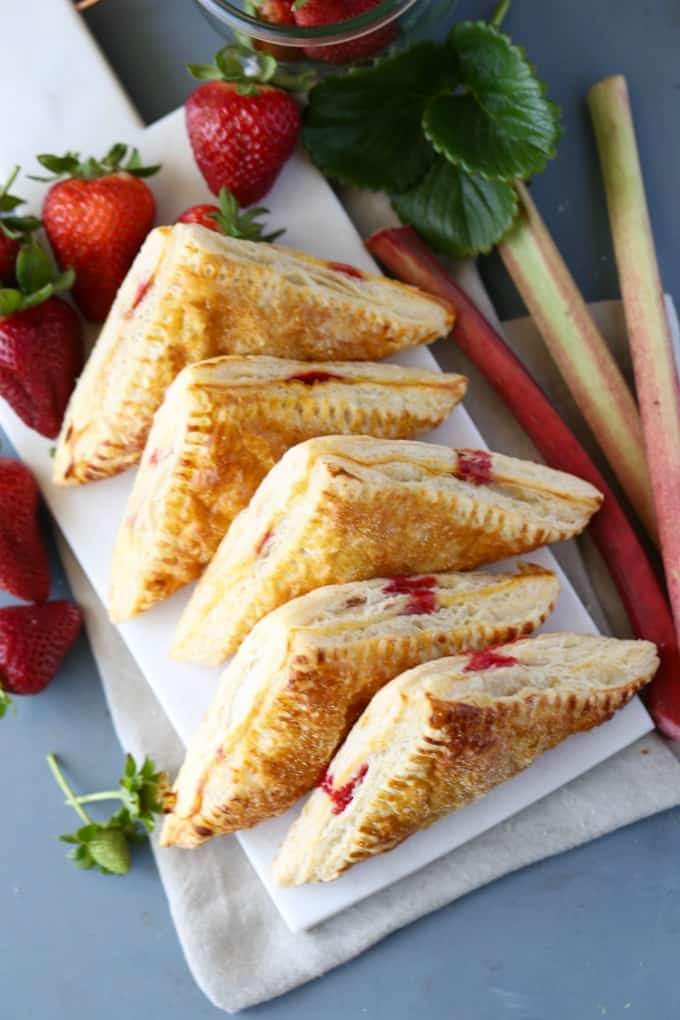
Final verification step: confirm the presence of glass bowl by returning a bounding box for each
[193,0,458,68]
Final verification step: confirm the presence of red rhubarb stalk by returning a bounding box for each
[588,74,680,734]
[367,225,680,737]
[498,181,656,541]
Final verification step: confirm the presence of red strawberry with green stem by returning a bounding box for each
[293,0,396,64]
[0,601,82,718]
[0,165,42,284]
[186,47,312,207]
[0,241,82,438]
[177,186,284,241]
[33,145,159,322]
[0,458,51,602]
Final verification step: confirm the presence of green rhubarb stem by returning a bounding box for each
[588,76,680,696]
[46,753,92,826]
[498,181,657,542]
[489,0,511,28]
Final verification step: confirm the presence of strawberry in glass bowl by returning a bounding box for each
[193,0,456,67]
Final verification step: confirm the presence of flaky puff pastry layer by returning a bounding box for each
[273,633,658,885]
[161,564,558,848]
[109,356,466,623]
[171,436,602,665]
[52,224,454,486]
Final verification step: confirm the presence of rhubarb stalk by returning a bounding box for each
[588,74,680,734]
[498,181,657,541]
[367,225,680,737]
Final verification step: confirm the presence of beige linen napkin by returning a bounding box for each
[55,215,680,1011]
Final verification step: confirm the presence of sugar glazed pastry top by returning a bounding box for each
[109,355,467,622]
[172,436,603,665]
[52,224,454,485]
[161,564,559,848]
[273,633,658,885]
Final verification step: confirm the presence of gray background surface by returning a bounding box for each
[2,1,679,1016]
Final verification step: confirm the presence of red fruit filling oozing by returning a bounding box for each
[327,261,365,279]
[126,276,153,318]
[383,576,437,615]
[287,370,342,385]
[455,449,492,485]
[320,763,369,814]
[254,527,273,556]
[464,648,519,673]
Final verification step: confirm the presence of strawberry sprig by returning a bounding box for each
[179,187,284,241]
[0,165,41,241]
[188,44,316,95]
[303,5,561,256]
[47,753,170,875]
[30,143,160,183]
[0,240,74,317]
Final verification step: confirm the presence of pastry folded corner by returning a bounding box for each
[171,436,602,666]
[53,223,455,487]
[272,633,658,885]
[108,356,467,623]
[160,563,559,848]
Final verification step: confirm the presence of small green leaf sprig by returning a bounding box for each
[30,143,161,183]
[0,165,41,242]
[47,752,170,876]
[302,4,561,257]
[0,688,14,719]
[0,241,74,317]
[205,187,285,242]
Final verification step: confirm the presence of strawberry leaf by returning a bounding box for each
[0,688,14,718]
[424,23,561,182]
[211,188,284,242]
[304,43,456,193]
[16,242,53,294]
[0,195,24,214]
[0,216,42,240]
[31,146,160,182]
[0,290,22,317]
[48,752,169,876]
[392,157,518,257]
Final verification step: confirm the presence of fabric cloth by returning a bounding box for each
[57,193,680,1010]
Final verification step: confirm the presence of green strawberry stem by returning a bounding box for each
[31,144,160,183]
[47,753,92,825]
[588,75,680,738]
[208,187,284,242]
[0,165,20,201]
[188,45,316,94]
[71,791,123,804]
[0,689,14,719]
[489,0,511,28]
[498,182,657,542]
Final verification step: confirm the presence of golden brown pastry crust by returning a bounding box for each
[273,633,658,885]
[52,224,455,486]
[172,436,602,665]
[160,564,559,848]
[109,356,466,622]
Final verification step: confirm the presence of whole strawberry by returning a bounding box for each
[177,186,284,241]
[294,0,396,63]
[0,602,81,713]
[34,145,159,322]
[186,47,306,207]
[0,458,50,602]
[253,0,302,62]
[0,241,82,438]
[0,165,41,284]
